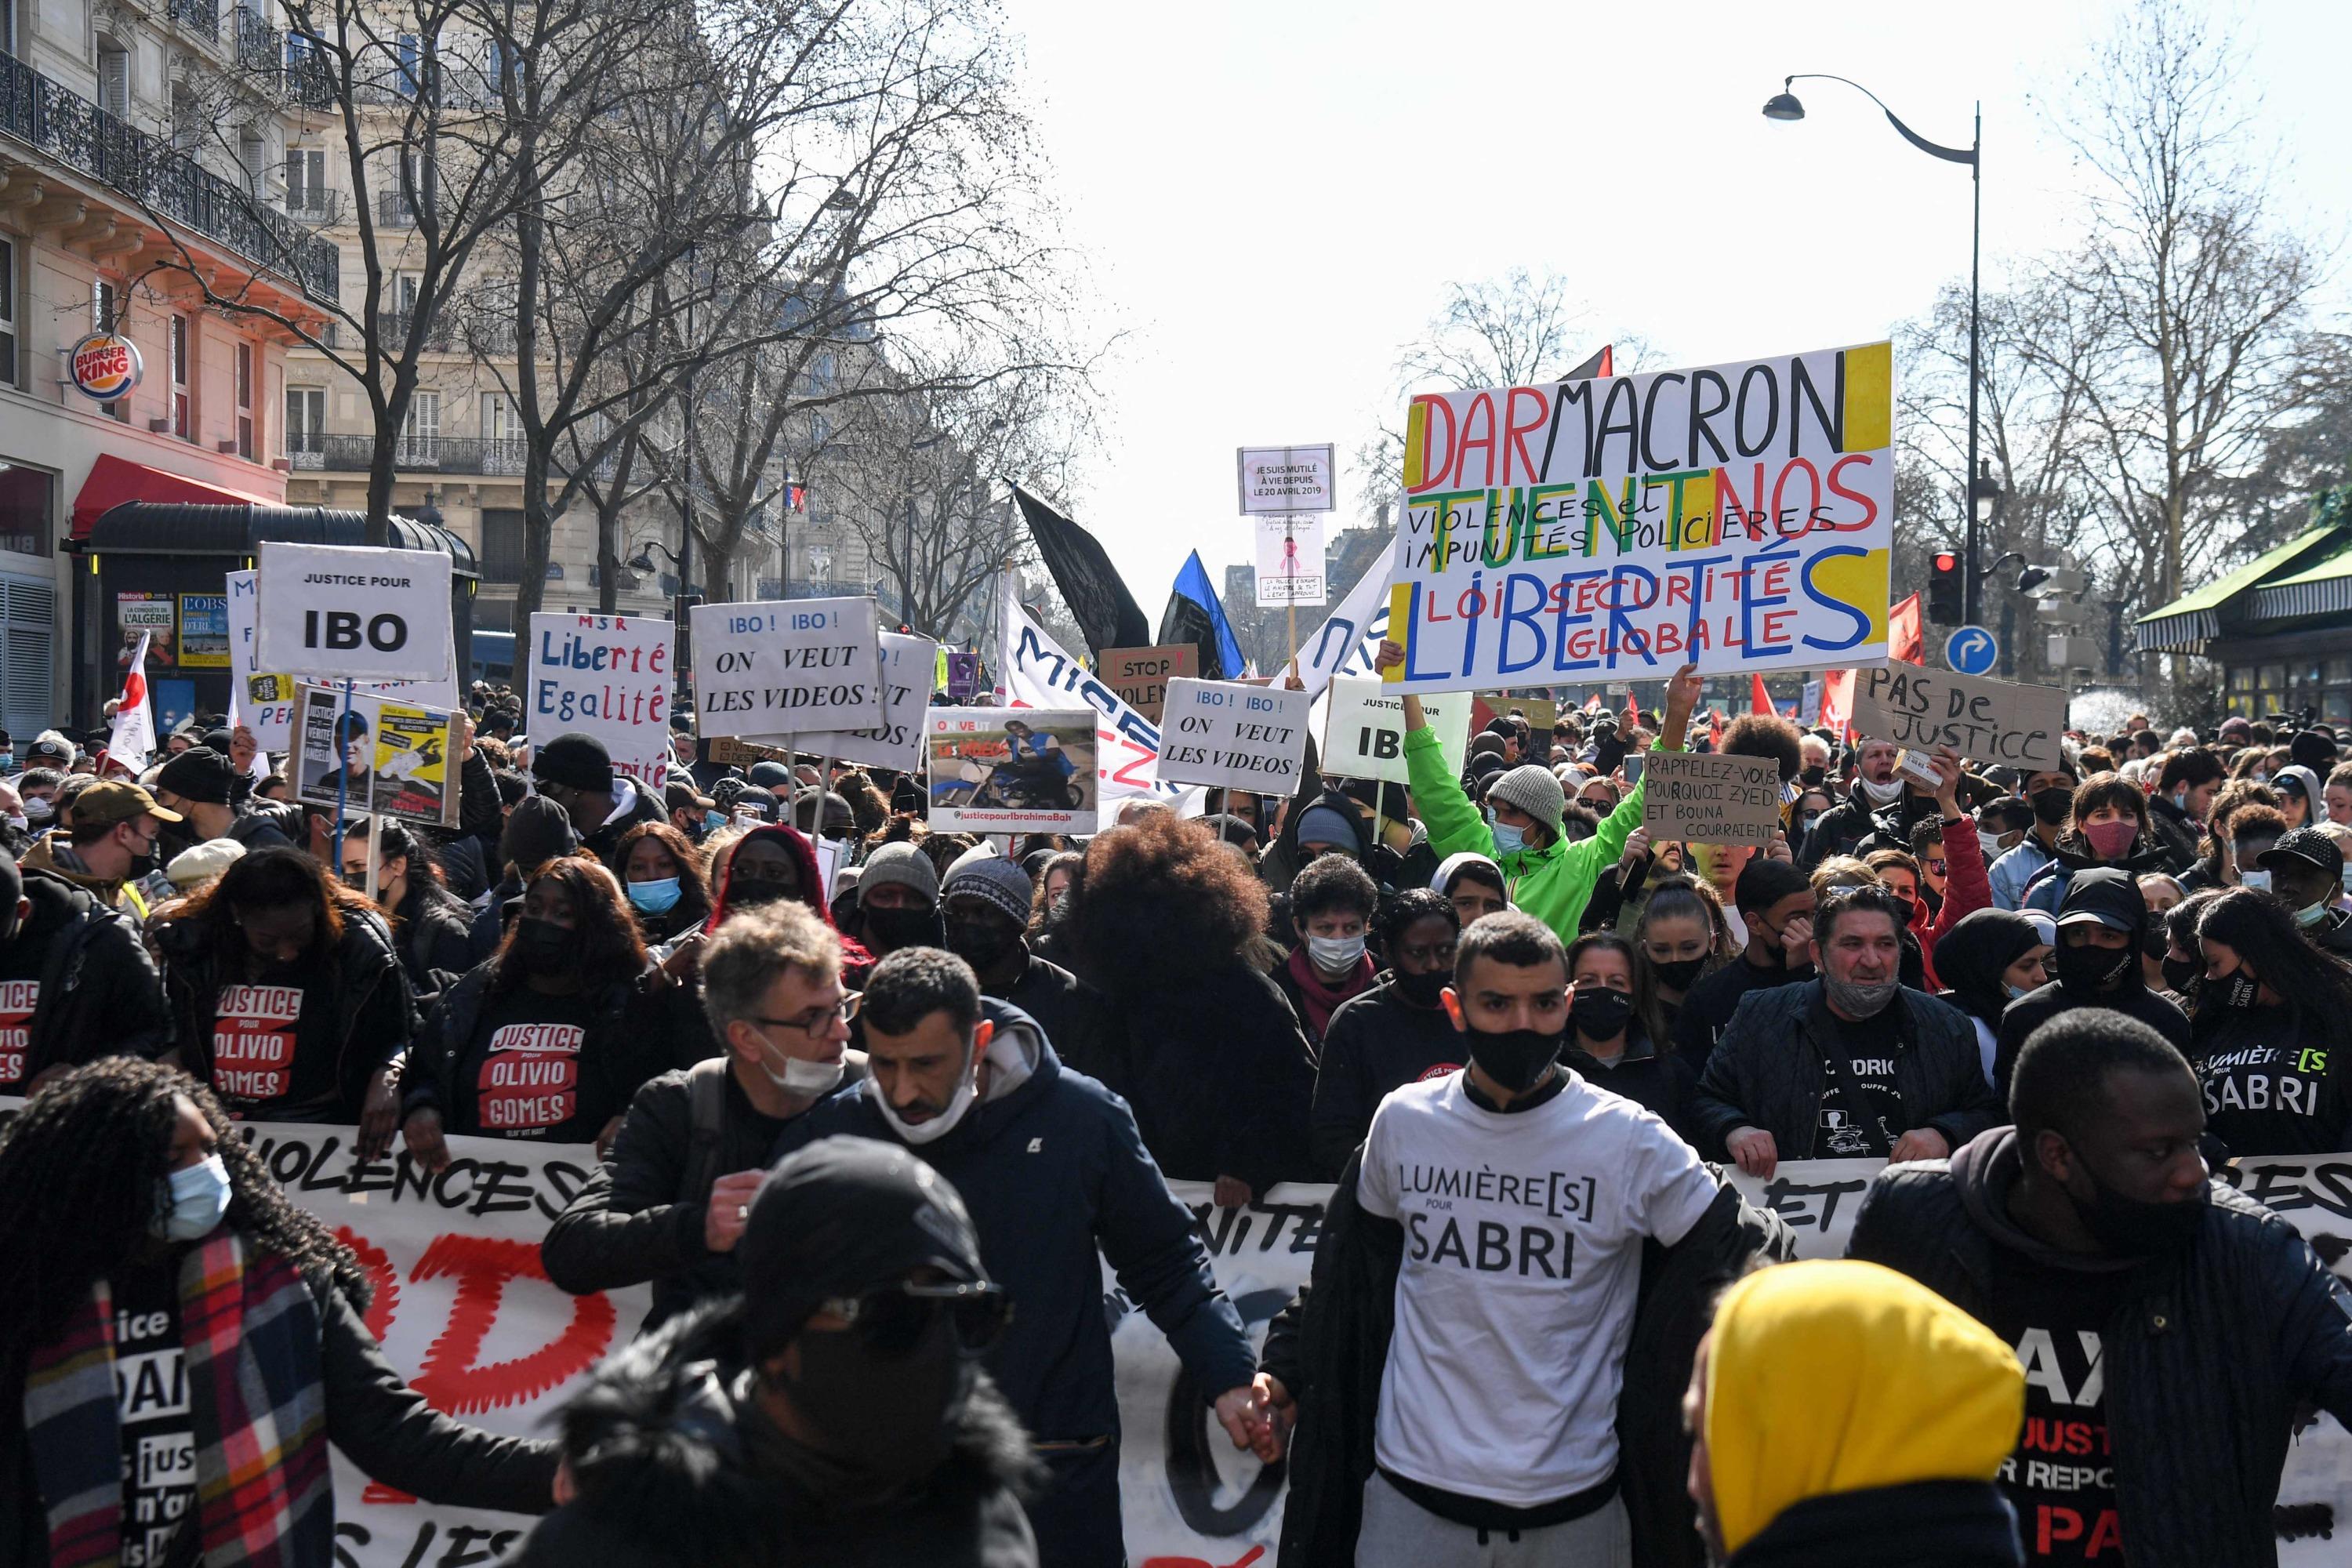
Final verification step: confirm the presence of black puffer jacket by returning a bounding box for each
[1726,1480,2022,1568]
[1797,781,1904,869]
[1692,981,1998,1160]
[10,864,172,1082]
[1848,1127,2352,1568]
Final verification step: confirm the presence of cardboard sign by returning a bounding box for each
[689,595,884,738]
[707,735,794,768]
[1237,443,1338,514]
[786,630,938,771]
[1156,677,1312,794]
[292,684,462,826]
[1319,677,1471,786]
[1642,750,1784,845]
[1851,665,2067,771]
[925,707,1098,833]
[256,542,453,683]
[525,613,672,789]
[1099,644,1199,723]
[1387,341,1893,689]
[1255,516,1326,606]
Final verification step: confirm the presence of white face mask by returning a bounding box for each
[867,1036,979,1145]
[154,1153,232,1241]
[2241,869,2272,894]
[1859,775,1904,806]
[753,1030,844,1099]
[1977,831,2006,865]
[1306,933,1367,974]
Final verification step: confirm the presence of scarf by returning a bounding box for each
[1283,944,1374,1037]
[25,1230,333,1568]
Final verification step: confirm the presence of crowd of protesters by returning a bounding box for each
[2,666,2352,1568]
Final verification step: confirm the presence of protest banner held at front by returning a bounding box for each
[1385,341,1893,691]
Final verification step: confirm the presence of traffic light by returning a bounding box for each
[1928,550,1964,623]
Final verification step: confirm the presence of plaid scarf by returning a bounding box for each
[23,1230,333,1568]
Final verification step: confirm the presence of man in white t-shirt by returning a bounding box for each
[1354,910,1721,1566]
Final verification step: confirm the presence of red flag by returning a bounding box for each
[1820,669,1856,739]
[1750,673,1774,716]
[1707,709,1725,751]
[1623,690,1640,731]
[1889,592,1925,665]
[1582,693,1602,713]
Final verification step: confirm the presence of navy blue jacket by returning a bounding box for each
[771,1001,1256,1446]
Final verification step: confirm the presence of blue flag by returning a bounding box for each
[1158,550,1247,681]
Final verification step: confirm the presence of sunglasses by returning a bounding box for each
[815,1279,1011,1356]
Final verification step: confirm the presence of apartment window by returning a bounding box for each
[0,465,51,558]
[479,507,524,583]
[285,147,326,216]
[481,391,518,441]
[285,386,324,458]
[234,342,254,458]
[400,390,440,463]
[168,314,192,439]
[97,46,129,121]
[1,0,15,58]
[171,84,198,153]
[239,128,267,194]
[395,32,422,96]
[0,238,16,390]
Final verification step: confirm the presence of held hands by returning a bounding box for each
[1726,1126,1778,1179]
[1214,1382,1272,1457]
[703,1170,768,1253]
[1245,1373,1296,1463]
[398,1105,450,1173]
[1212,1174,1254,1209]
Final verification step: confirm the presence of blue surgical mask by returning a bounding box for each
[155,1152,232,1241]
[2005,982,2034,1000]
[1490,821,1526,855]
[0,751,15,771]
[704,810,728,834]
[627,877,683,914]
[2296,902,2330,929]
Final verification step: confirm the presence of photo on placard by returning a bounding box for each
[369,702,456,824]
[292,684,460,826]
[294,686,375,813]
[924,708,1098,833]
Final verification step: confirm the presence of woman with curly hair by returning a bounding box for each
[153,846,413,1157]
[399,856,706,1167]
[0,1059,556,1564]
[1064,811,1314,1206]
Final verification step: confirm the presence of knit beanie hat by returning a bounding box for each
[859,840,940,906]
[1295,804,1357,851]
[943,853,1033,925]
[1487,764,1566,833]
[502,794,579,871]
[532,732,614,794]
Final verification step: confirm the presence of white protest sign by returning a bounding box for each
[1000,574,1200,815]
[1799,677,1824,727]
[526,612,672,789]
[1236,443,1338,514]
[1255,515,1326,607]
[1285,548,1393,700]
[255,542,453,682]
[1851,664,2069,771]
[1388,340,1894,688]
[689,596,884,738]
[1320,676,1470,786]
[1641,750,1784,845]
[226,569,297,752]
[1156,677,1312,794]
[925,707,1099,834]
[785,630,938,771]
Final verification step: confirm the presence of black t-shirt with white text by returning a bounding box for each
[0,928,44,1093]
[452,987,608,1141]
[111,1254,200,1568]
[1815,1011,1909,1157]
[209,964,338,1120]
[2193,1005,2350,1156]
[1981,1243,2129,1563]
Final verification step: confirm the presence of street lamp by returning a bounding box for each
[1764,73,1984,620]
[628,538,691,703]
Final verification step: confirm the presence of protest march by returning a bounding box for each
[11,243,2352,1568]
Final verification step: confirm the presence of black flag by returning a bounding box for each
[1014,486,1149,658]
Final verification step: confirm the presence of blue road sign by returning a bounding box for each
[1945,625,1998,676]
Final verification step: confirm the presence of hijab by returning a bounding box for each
[1932,909,2045,1027]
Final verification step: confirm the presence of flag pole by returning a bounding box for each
[332,677,354,873]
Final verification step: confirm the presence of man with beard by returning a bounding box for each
[1696,883,1997,1176]
[1849,1011,2352,1567]
[517,1135,1040,1567]
[1992,869,2189,1098]
[1991,761,2082,910]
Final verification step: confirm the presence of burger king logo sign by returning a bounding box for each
[69,331,143,404]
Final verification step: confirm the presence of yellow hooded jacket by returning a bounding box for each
[1705,1258,2025,1556]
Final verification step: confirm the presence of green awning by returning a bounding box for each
[2246,542,2352,622]
[2135,524,2351,653]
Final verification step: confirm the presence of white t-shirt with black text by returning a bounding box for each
[1358,1069,1719,1506]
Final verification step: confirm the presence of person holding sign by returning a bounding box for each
[154,848,414,1157]
[1374,642,1702,946]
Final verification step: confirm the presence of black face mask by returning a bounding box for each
[2140,922,2169,958]
[944,916,1022,972]
[866,904,945,953]
[514,916,577,976]
[1465,1024,1563,1093]
[771,1308,975,1482]
[728,874,797,910]
[2072,1162,2209,1257]
[1393,967,1450,1009]
[2159,954,2202,994]
[1800,765,1827,788]
[155,818,201,864]
[1570,989,1634,1041]
[2054,941,2134,993]
[2031,787,2075,827]
[2215,971,2263,1010]
[1652,956,1708,993]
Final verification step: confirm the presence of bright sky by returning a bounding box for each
[1002,0,2352,612]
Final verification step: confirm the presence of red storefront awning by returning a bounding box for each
[70,452,284,539]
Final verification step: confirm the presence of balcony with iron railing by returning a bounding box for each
[299,433,610,478]
[168,0,220,38]
[0,47,339,299]
[284,186,340,223]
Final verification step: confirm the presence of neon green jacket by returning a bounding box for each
[1404,724,1682,942]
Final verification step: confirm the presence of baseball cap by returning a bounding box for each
[2260,826,2344,881]
[71,780,183,828]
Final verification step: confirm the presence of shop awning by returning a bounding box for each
[69,452,283,539]
[2133,524,2350,654]
[2245,543,2352,622]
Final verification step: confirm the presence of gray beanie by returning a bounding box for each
[943,854,1033,925]
[858,840,940,906]
[1486,764,1566,833]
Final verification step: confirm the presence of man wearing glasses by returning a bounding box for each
[543,901,867,1327]
[775,946,1265,1568]
[516,1136,1044,1566]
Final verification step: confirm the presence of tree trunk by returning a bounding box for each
[597,498,621,613]
[514,451,554,622]
[365,455,397,547]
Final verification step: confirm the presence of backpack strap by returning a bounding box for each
[677,1057,732,1207]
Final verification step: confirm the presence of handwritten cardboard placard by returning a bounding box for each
[1642,750,1784,845]
[1099,644,1198,723]
[1852,665,2067,771]
[1156,678,1312,794]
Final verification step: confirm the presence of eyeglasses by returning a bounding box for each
[756,993,861,1040]
[815,1279,1011,1355]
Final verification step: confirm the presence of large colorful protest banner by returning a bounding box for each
[1386,342,1893,689]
